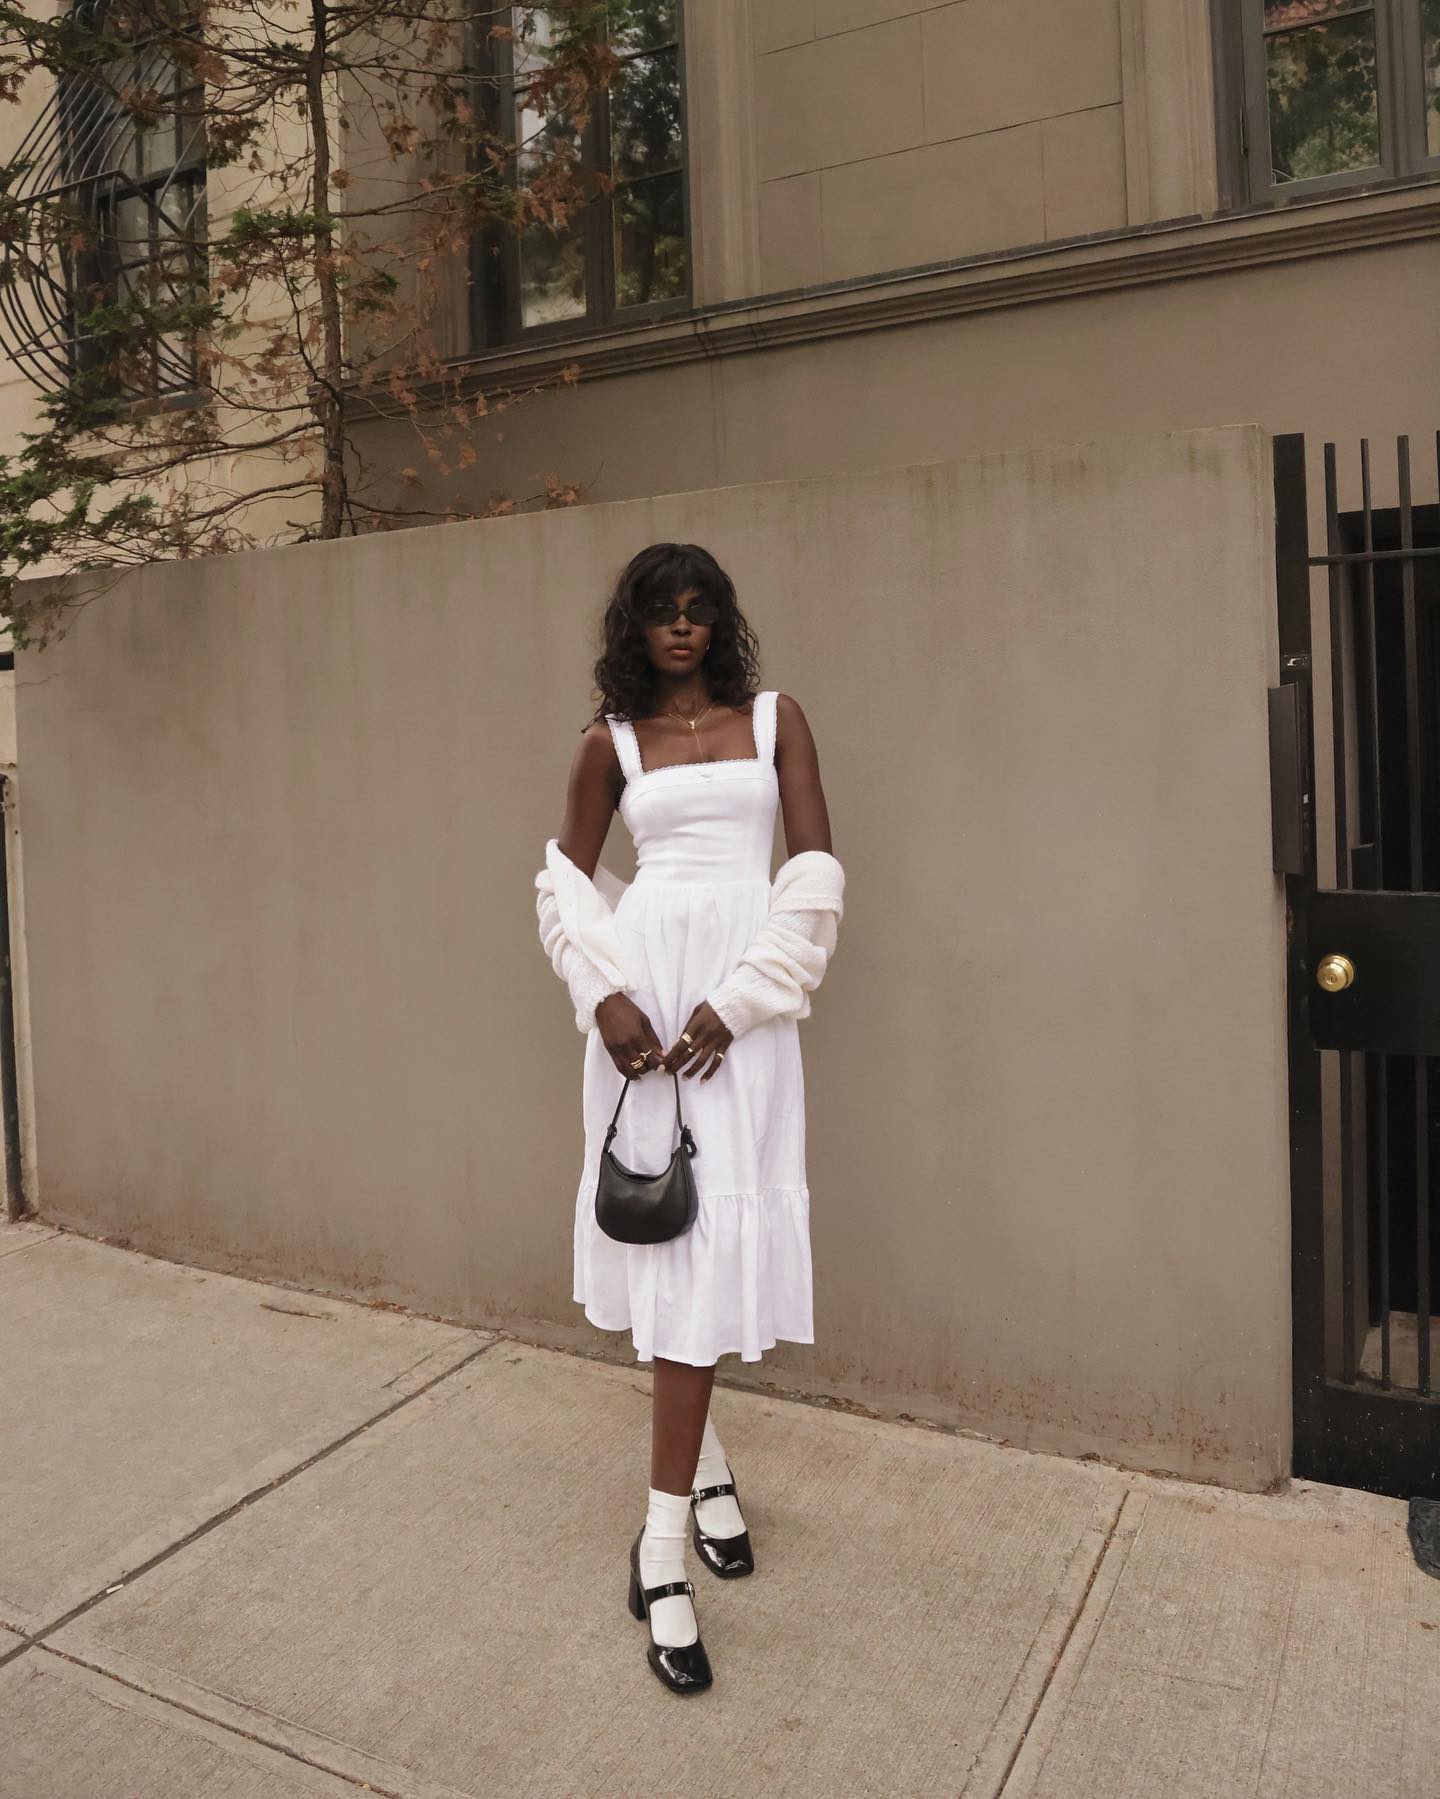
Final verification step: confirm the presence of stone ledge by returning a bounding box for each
[349,182,1440,417]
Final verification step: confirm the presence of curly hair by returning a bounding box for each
[586,543,762,727]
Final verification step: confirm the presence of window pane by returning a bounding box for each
[175,81,205,169]
[89,55,138,179]
[1263,0,1362,23]
[1423,0,1440,157]
[154,176,204,292]
[513,24,587,331]
[608,0,679,56]
[613,168,685,307]
[113,192,151,281]
[519,218,587,326]
[132,46,180,178]
[1265,12,1380,183]
[610,47,681,181]
[512,5,563,83]
[516,83,580,163]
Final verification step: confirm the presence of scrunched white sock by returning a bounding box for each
[692,1413,746,1539]
[639,1487,697,1649]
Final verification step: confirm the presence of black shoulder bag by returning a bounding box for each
[594,1071,699,1245]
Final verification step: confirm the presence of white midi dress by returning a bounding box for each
[571,688,814,1367]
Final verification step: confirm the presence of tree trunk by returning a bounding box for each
[307,0,346,537]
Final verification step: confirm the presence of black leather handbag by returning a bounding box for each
[594,1069,699,1245]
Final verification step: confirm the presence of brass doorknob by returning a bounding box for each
[1316,953,1356,993]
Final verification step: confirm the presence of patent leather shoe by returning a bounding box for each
[690,1480,755,1579]
[627,1528,714,1695]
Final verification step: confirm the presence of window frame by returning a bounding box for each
[60,21,209,401]
[468,3,693,353]
[1214,0,1440,209]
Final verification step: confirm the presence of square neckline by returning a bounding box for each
[614,692,772,782]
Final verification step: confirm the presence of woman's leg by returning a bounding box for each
[651,1356,716,1494]
[637,1356,716,1651]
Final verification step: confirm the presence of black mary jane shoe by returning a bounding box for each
[627,1528,714,1695]
[690,1480,755,1579]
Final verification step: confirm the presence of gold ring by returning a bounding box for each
[680,1031,694,1046]
[629,1055,647,1069]
[715,1051,725,1060]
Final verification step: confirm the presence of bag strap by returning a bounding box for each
[605,1068,697,1159]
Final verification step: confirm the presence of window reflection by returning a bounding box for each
[500,2,687,335]
[1264,6,1381,183]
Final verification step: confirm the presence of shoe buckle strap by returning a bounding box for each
[691,1482,737,1504]
[643,1578,695,1603]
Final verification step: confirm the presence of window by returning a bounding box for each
[1221,0,1440,204]
[0,4,207,398]
[471,2,690,347]
[64,26,208,394]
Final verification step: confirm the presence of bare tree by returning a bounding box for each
[0,0,625,643]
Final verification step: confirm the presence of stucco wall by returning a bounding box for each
[14,423,1291,1486]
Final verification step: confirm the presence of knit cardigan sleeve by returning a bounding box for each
[705,850,846,1041]
[534,838,636,1034]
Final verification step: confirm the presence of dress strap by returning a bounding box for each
[753,690,779,766]
[604,714,644,783]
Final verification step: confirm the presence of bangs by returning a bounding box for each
[627,544,733,613]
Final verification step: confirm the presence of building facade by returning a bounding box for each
[3,3,1439,1497]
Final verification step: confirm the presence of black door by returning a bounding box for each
[1273,433,1440,1499]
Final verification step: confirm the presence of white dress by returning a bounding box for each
[571,689,814,1367]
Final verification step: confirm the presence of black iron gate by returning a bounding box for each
[1273,432,1440,1499]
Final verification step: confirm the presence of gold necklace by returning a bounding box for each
[663,697,716,762]
[664,698,715,730]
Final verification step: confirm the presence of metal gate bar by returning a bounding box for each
[1276,431,1440,1497]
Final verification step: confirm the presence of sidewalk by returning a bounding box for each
[2,1217,1436,1798]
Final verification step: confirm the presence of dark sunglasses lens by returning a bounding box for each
[643,600,721,626]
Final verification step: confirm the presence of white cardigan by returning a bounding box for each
[705,849,846,1039]
[534,838,635,1033]
[535,838,845,1040]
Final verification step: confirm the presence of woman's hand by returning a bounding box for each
[661,1001,733,1081]
[596,993,666,1079]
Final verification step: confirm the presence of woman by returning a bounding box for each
[535,542,845,1695]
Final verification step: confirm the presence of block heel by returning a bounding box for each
[627,1527,713,1695]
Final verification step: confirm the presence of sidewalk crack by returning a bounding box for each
[988,1483,1138,1797]
[25,1336,501,1649]
[42,1650,429,1799]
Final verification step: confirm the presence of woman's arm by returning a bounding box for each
[556,722,623,878]
[774,693,833,858]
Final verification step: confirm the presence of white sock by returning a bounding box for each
[639,1487,697,1648]
[692,1413,746,1539]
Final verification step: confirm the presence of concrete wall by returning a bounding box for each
[14,423,1292,1487]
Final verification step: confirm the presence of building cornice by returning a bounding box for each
[359,183,1440,415]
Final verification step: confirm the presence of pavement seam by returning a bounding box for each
[16,1335,502,1654]
[985,1482,1142,1799]
[0,1226,61,1259]
[15,1640,470,1799]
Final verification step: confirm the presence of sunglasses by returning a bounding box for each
[641,599,721,627]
